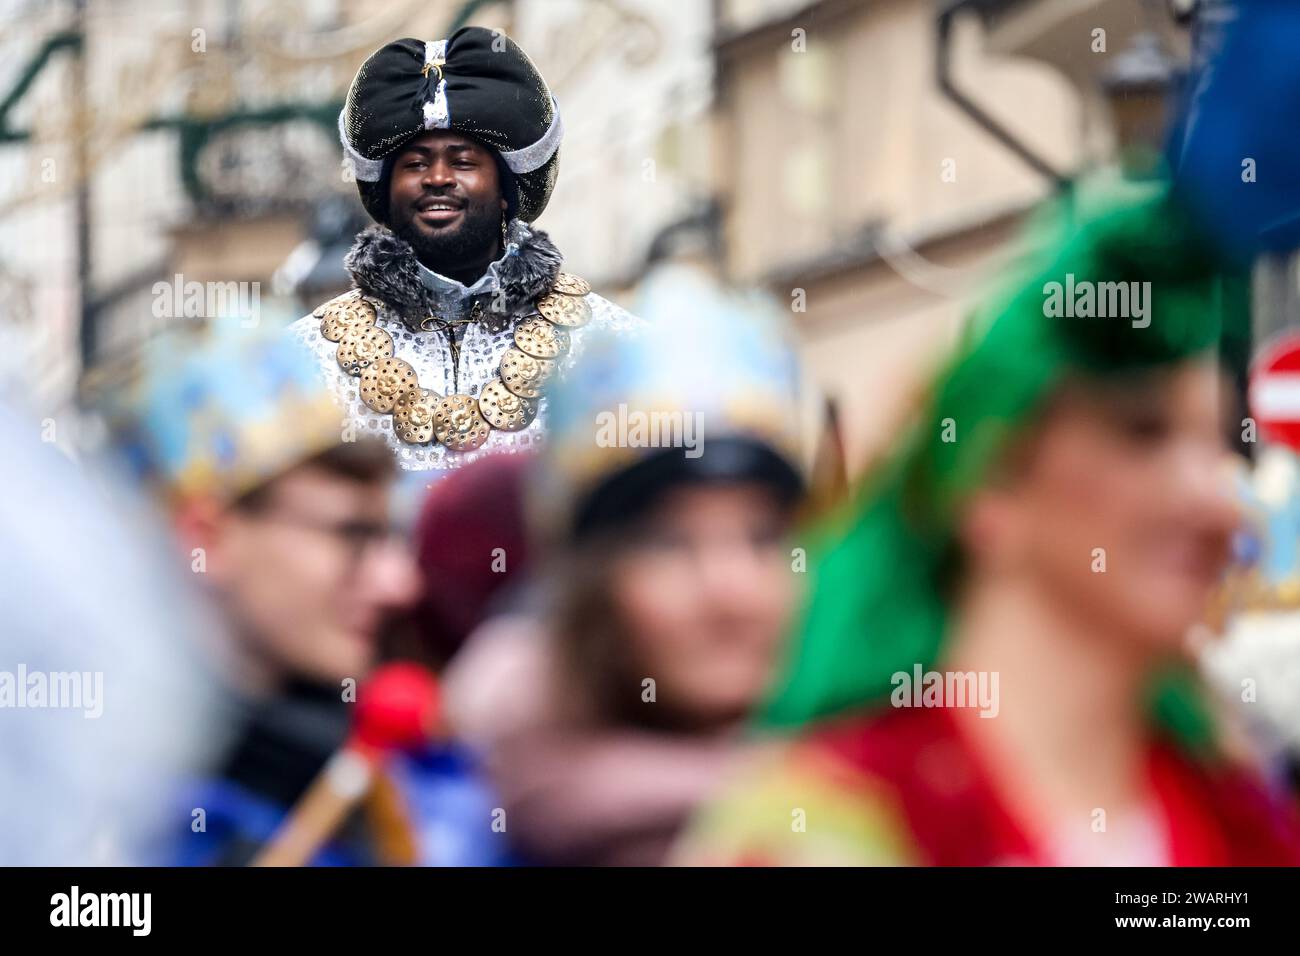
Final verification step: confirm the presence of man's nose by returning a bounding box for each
[421,159,456,189]
[696,538,770,618]
[1176,442,1240,538]
[359,540,423,612]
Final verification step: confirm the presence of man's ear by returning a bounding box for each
[172,496,232,582]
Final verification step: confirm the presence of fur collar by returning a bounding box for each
[343,221,564,329]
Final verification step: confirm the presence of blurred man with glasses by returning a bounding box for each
[95,325,448,864]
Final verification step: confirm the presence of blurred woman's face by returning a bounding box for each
[609,483,797,728]
[964,360,1238,652]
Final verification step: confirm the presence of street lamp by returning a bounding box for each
[1100,30,1179,178]
[1167,0,1200,27]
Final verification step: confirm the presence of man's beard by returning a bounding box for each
[390,196,502,275]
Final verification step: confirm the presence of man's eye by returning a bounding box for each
[749,523,784,550]
[1119,413,1171,444]
[640,530,690,553]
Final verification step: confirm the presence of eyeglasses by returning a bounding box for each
[251,506,405,568]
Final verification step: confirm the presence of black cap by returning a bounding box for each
[572,436,805,540]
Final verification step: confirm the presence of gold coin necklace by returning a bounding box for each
[316,273,593,452]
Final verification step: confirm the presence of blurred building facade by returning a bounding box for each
[702,0,1195,471]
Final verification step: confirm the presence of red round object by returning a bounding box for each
[1250,333,1300,451]
[351,662,441,753]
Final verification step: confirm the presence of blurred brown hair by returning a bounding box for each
[546,532,651,729]
[231,439,395,513]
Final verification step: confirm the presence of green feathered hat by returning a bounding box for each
[764,184,1248,756]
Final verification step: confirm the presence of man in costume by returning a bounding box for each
[289,28,640,485]
[676,188,1300,866]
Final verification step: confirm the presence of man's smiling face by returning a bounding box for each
[387,130,508,274]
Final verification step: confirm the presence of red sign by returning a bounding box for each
[1250,333,1300,450]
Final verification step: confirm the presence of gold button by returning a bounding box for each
[321,300,377,342]
[513,316,570,359]
[336,326,394,375]
[434,393,492,451]
[359,357,419,413]
[478,377,539,431]
[499,347,555,399]
[552,272,592,296]
[536,292,591,328]
[392,387,439,444]
[313,289,361,318]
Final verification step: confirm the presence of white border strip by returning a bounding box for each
[338,109,384,182]
[1253,373,1300,418]
[422,39,450,130]
[499,96,564,174]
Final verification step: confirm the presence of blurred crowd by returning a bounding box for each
[6,190,1300,866]
[6,4,1300,868]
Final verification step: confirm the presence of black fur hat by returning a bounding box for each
[340,28,562,225]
